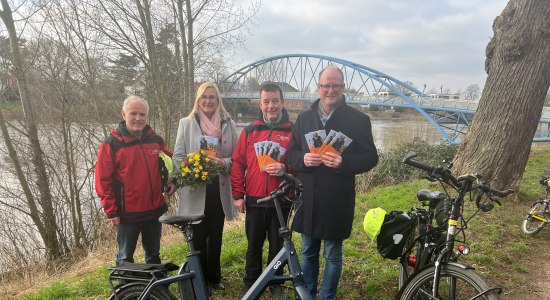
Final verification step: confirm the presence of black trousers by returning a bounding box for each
[243,205,291,287]
[193,177,225,284]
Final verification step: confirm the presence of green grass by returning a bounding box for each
[15,147,550,299]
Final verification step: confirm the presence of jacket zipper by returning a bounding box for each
[138,138,155,208]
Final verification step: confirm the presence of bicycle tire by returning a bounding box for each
[398,264,500,300]
[111,284,176,300]
[399,219,418,289]
[522,202,547,235]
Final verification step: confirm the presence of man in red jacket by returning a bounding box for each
[95,96,175,265]
[231,82,292,298]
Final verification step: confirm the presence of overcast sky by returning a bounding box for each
[232,0,509,93]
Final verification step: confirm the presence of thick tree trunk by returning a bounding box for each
[452,0,550,189]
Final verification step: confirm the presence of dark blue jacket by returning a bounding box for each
[286,98,378,240]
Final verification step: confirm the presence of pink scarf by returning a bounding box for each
[198,109,222,139]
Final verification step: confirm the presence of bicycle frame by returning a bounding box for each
[400,152,514,299]
[243,176,311,300]
[108,173,312,300]
[529,200,550,222]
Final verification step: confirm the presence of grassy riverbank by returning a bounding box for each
[4,147,550,300]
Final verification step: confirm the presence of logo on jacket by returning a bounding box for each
[148,149,160,155]
[274,135,290,142]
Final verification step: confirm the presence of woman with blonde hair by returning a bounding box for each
[172,82,238,291]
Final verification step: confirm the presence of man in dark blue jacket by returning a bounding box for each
[286,66,378,300]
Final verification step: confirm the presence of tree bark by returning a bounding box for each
[452,0,550,189]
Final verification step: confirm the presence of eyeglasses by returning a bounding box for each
[201,95,218,102]
[319,84,344,92]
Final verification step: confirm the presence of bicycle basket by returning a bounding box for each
[376,210,413,260]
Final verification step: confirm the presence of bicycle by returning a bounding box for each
[522,176,550,235]
[396,152,514,300]
[107,172,312,300]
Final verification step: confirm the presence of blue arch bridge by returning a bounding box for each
[219,54,550,144]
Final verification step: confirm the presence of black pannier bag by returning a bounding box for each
[376,210,414,260]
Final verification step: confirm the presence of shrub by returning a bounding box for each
[357,138,458,192]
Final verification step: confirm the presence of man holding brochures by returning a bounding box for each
[286,66,379,300]
[231,82,293,299]
[172,82,238,291]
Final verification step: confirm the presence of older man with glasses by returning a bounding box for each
[286,66,379,300]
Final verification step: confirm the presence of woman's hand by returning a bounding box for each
[209,156,227,170]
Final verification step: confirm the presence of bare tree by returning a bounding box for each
[0,0,63,260]
[452,0,550,189]
[463,84,481,100]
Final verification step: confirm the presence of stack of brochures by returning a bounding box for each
[305,129,352,155]
[253,141,286,171]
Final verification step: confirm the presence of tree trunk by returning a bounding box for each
[0,0,63,259]
[452,0,550,189]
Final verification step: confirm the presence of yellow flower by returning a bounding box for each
[202,172,208,176]
[201,176,207,180]
[205,157,210,162]
[194,162,199,167]
[189,158,194,163]
[194,154,200,160]
[195,168,200,173]
[195,174,199,178]
[183,167,190,173]
[199,165,203,170]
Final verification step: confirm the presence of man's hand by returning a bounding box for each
[108,216,120,227]
[265,163,285,176]
[322,151,342,168]
[165,182,176,196]
[304,153,323,167]
[234,199,246,213]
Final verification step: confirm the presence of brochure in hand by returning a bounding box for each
[305,130,352,155]
[198,135,219,157]
[254,140,286,171]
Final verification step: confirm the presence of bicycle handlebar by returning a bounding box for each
[257,172,303,204]
[403,152,460,187]
[403,152,515,205]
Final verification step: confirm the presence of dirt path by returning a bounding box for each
[501,229,550,300]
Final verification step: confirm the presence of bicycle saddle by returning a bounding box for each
[159,214,204,226]
[416,189,447,204]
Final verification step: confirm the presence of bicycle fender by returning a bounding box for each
[398,261,477,296]
[108,282,148,300]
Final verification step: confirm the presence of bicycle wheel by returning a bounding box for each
[522,202,547,235]
[399,220,418,289]
[110,284,176,300]
[398,264,500,300]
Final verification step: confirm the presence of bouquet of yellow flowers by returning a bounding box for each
[173,150,221,189]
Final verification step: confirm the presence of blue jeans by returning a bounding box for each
[116,219,162,265]
[301,234,343,300]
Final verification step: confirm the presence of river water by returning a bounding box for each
[236,116,445,152]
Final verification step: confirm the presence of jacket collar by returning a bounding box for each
[112,121,154,141]
[253,108,292,128]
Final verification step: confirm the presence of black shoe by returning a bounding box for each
[209,282,225,290]
[270,284,288,300]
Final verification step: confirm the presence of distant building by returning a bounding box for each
[429,93,460,100]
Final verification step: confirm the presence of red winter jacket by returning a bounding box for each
[231,109,294,207]
[95,122,170,222]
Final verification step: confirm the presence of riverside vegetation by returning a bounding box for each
[2,140,550,300]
